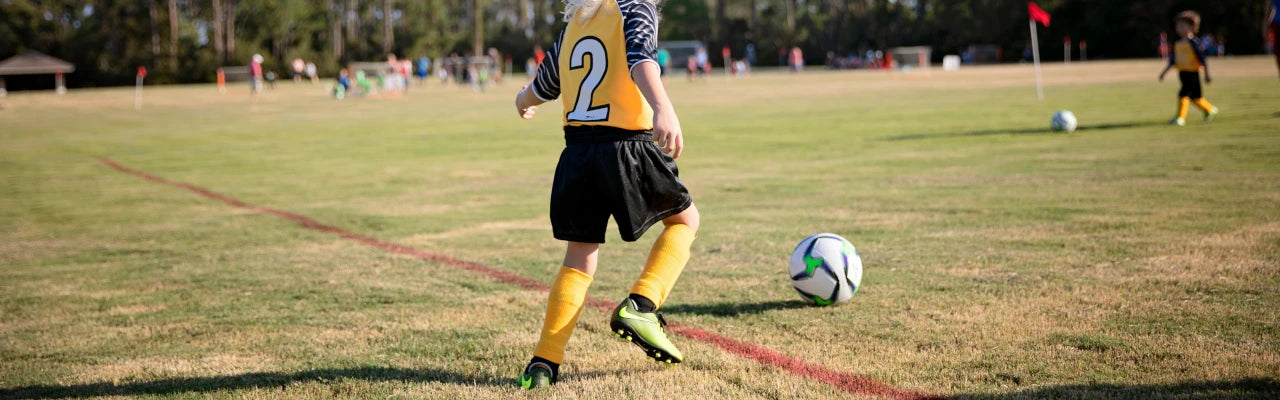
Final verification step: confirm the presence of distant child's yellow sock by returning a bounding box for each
[1193,98,1215,113]
[532,266,592,364]
[1177,97,1191,119]
[630,224,695,308]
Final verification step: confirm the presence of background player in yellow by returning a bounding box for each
[511,0,701,389]
[1159,10,1219,126]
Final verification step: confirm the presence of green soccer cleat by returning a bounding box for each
[519,358,557,389]
[610,299,684,364]
[1204,107,1219,121]
[1170,117,1186,126]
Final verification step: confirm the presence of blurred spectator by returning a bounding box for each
[1201,34,1217,57]
[488,48,503,84]
[721,46,731,76]
[305,62,318,83]
[355,69,372,96]
[657,47,671,77]
[336,68,351,93]
[250,54,264,102]
[686,56,697,81]
[696,47,708,72]
[1159,32,1170,59]
[292,58,305,83]
[216,67,227,94]
[416,56,431,84]
[790,47,804,72]
[401,59,413,92]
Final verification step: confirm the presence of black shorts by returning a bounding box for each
[1177,71,1202,99]
[550,126,692,243]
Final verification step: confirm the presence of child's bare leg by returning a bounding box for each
[563,241,599,276]
[663,203,700,234]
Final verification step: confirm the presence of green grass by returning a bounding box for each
[2,58,1279,399]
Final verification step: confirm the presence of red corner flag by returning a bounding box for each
[1028,2,1051,27]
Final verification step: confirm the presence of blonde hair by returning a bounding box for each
[563,0,657,23]
[1175,10,1201,34]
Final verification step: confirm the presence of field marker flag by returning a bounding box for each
[1028,2,1051,100]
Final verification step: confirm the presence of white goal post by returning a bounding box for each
[889,46,932,70]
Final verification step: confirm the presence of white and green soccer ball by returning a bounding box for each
[789,233,862,306]
[1051,110,1078,132]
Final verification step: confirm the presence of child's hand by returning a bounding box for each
[653,108,684,159]
[519,105,538,119]
[1205,74,1212,84]
[515,86,539,119]
[1158,72,1166,82]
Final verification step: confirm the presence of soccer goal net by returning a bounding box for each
[889,46,932,70]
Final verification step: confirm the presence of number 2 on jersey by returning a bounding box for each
[566,37,610,122]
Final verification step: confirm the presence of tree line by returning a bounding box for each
[0,0,1271,88]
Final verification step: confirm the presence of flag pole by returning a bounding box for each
[1030,20,1043,101]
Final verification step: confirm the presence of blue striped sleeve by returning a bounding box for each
[620,0,659,72]
[531,30,564,101]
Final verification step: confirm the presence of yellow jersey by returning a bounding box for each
[1170,38,1207,72]
[529,0,658,131]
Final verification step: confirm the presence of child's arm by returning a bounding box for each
[515,87,544,119]
[1192,39,1211,83]
[516,33,564,120]
[1159,64,1173,81]
[621,1,683,158]
[632,62,683,158]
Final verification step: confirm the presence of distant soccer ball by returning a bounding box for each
[1051,110,1078,132]
[789,233,862,306]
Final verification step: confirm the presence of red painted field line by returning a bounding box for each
[98,157,942,400]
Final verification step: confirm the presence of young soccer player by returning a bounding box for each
[1158,11,1219,126]
[512,0,700,389]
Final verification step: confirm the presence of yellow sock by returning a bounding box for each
[1193,98,1215,113]
[1177,97,1190,120]
[532,266,592,364]
[630,224,695,307]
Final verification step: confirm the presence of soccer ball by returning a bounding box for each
[1051,110,1078,132]
[789,233,862,306]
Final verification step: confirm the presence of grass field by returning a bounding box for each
[2,57,1279,399]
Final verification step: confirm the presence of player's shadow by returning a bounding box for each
[662,299,813,317]
[0,366,508,399]
[950,377,1280,400]
[881,122,1152,142]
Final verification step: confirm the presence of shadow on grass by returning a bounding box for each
[662,299,812,317]
[0,366,509,399]
[880,121,1155,142]
[951,377,1280,400]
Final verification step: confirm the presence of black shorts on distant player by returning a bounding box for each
[1177,71,1202,99]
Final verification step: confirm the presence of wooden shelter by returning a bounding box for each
[0,51,76,95]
